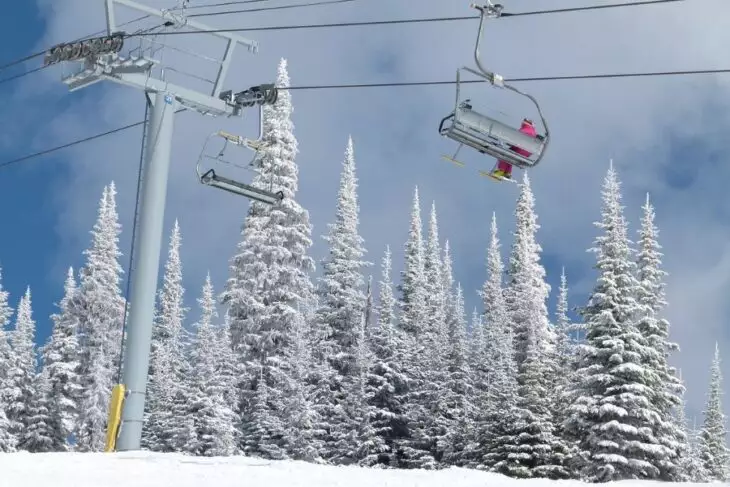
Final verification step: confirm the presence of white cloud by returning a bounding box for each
[19,0,730,422]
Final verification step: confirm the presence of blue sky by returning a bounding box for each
[0,0,64,345]
[1,0,729,429]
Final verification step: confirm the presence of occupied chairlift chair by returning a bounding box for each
[438,2,550,177]
[196,84,284,205]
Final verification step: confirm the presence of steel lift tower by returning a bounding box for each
[44,0,280,451]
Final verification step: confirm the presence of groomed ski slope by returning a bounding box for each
[0,452,714,487]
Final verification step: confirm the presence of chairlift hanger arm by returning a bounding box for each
[468,1,550,167]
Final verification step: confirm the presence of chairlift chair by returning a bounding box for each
[438,1,550,177]
[196,105,284,205]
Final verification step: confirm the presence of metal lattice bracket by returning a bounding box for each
[47,0,268,118]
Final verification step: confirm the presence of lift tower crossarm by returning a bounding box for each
[106,0,258,98]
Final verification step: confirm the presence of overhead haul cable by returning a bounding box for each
[0,61,724,170]
[0,0,683,77]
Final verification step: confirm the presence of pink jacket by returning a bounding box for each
[511,120,537,157]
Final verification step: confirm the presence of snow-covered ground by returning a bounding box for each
[0,452,714,487]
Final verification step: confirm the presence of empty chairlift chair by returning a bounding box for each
[196,86,284,205]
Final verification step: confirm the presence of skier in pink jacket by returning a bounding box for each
[492,118,537,179]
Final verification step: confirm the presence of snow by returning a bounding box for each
[0,451,715,487]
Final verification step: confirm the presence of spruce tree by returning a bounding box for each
[189,274,237,456]
[364,275,373,333]
[442,284,473,466]
[21,368,64,452]
[337,312,373,465]
[74,182,125,452]
[8,288,37,449]
[41,267,82,450]
[361,245,407,467]
[674,373,706,481]
[314,136,369,461]
[478,213,521,472]
[441,240,456,336]
[143,220,191,452]
[497,174,569,478]
[480,213,510,406]
[553,268,577,442]
[420,202,449,465]
[635,193,686,480]
[424,201,446,360]
[505,174,554,368]
[564,164,666,481]
[477,213,511,469]
[461,307,484,468]
[375,246,397,329]
[282,307,322,462]
[482,321,521,473]
[317,135,368,377]
[554,268,574,376]
[0,267,16,451]
[220,58,317,455]
[398,186,426,337]
[395,187,434,468]
[0,396,13,452]
[697,343,729,481]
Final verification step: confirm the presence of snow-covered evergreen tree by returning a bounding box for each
[241,363,289,460]
[635,193,686,480]
[0,397,13,452]
[74,182,125,452]
[336,311,373,465]
[361,245,407,467]
[375,246,396,329]
[482,324,520,473]
[398,186,426,337]
[313,136,370,461]
[417,201,450,466]
[220,58,317,456]
[476,214,508,467]
[143,219,191,452]
[461,307,484,468]
[364,275,373,332]
[317,135,368,377]
[0,267,16,451]
[41,266,82,450]
[697,343,729,481]
[477,213,520,472]
[423,201,446,359]
[7,288,38,450]
[21,368,64,452]
[189,274,237,456]
[480,213,511,406]
[505,174,554,368]
[283,306,322,462]
[441,240,456,334]
[564,164,667,481]
[686,422,709,482]
[674,373,706,482]
[495,174,569,478]
[553,268,577,442]
[395,187,434,469]
[442,284,473,466]
[554,268,574,376]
